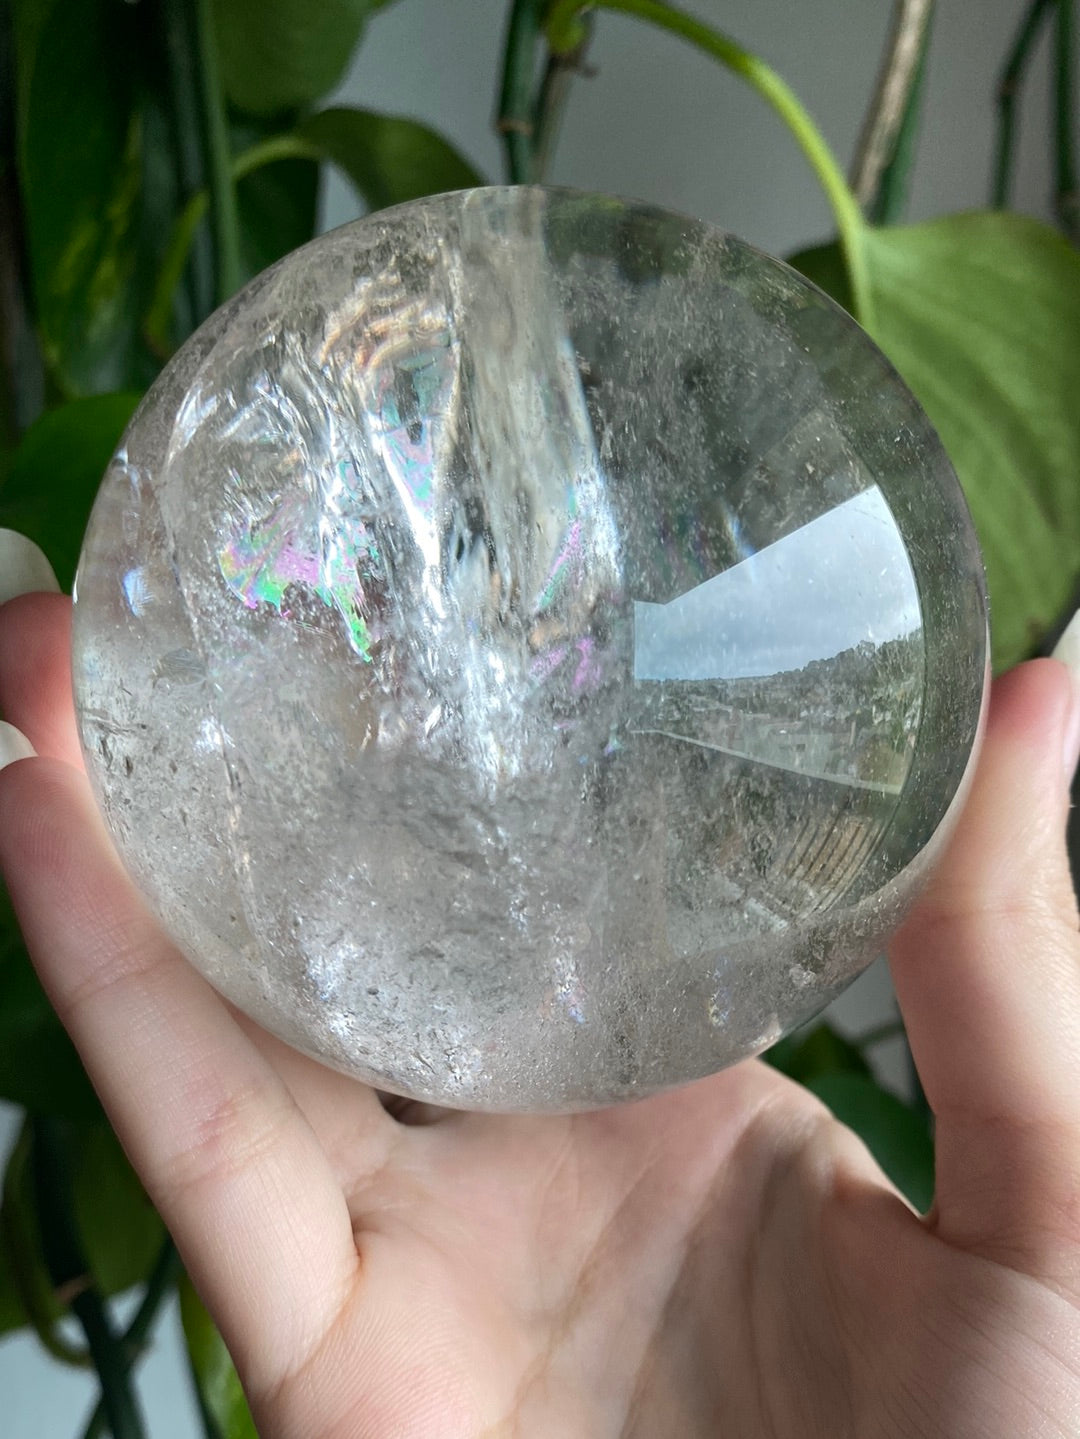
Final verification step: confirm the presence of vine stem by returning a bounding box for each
[870,16,931,226]
[1055,0,1079,240]
[992,0,1054,209]
[0,1119,89,1367]
[498,0,547,183]
[161,0,214,329]
[193,0,241,304]
[544,0,875,330]
[31,1118,147,1439]
[82,1240,183,1439]
[532,12,594,183]
[144,133,319,354]
[0,1,44,443]
[849,0,934,213]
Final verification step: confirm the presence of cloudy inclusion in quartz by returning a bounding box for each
[72,188,987,1110]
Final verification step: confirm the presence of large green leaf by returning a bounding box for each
[806,1072,934,1213]
[0,392,140,589]
[792,213,1080,670]
[213,0,395,116]
[180,1276,258,1439]
[12,0,168,394]
[299,106,485,214]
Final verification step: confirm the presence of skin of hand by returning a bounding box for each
[1,570,1079,1437]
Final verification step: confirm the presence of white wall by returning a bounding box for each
[325,0,1056,250]
[2,1,1060,1431]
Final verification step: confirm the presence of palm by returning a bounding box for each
[248,1056,793,1436]
[238,1045,1076,1439]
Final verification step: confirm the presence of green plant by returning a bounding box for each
[1,1,1077,1432]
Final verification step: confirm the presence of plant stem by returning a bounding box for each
[1055,0,1079,240]
[498,0,548,183]
[871,15,932,226]
[992,0,1054,208]
[193,0,241,304]
[31,1118,147,1439]
[144,133,320,354]
[0,1118,90,1367]
[849,0,934,215]
[544,0,874,329]
[532,12,594,183]
[0,3,16,453]
[82,1239,183,1439]
[0,3,44,445]
[161,0,214,330]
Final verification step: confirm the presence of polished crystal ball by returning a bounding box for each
[72,187,987,1110]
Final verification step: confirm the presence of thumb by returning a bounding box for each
[890,649,1080,1290]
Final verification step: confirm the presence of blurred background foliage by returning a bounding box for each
[0,0,1078,1433]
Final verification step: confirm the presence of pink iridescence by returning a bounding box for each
[219,470,378,661]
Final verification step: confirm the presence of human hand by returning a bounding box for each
[2,539,1078,1437]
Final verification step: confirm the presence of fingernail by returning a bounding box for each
[0,721,36,770]
[1051,609,1080,776]
[0,529,61,606]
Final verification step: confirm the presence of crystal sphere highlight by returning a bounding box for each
[72,187,987,1110]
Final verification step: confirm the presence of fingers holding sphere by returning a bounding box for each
[891,657,1080,1289]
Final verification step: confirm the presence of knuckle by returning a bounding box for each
[162,1075,295,1198]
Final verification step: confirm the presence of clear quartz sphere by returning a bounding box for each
[72,187,987,1111]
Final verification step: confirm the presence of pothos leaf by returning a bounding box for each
[298,106,485,213]
[791,213,1080,670]
[12,0,172,394]
[213,0,398,116]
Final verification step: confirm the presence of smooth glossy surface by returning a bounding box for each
[73,188,987,1109]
